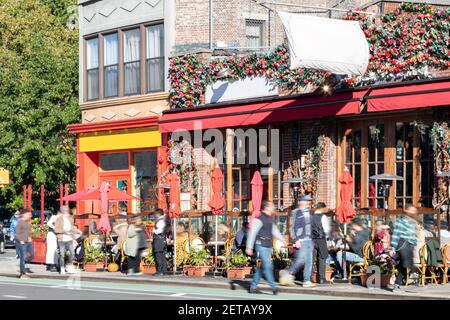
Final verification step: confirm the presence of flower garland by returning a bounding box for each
[169,2,449,109]
[162,139,200,194]
[431,122,450,208]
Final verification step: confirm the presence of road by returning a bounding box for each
[0,276,362,300]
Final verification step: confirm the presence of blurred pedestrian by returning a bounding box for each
[279,194,316,288]
[15,208,34,279]
[246,200,285,295]
[45,211,58,272]
[233,222,249,252]
[390,205,418,293]
[152,208,168,275]
[311,202,331,284]
[54,206,75,275]
[125,216,147,276]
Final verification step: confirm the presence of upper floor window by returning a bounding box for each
[104,33,118,98]
[245,20,263,48]
[86,37,99,100]
[83,23,164,102]
[146,24,164,92]
[123,28,141,95]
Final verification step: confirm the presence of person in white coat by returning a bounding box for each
[46,211,60,272]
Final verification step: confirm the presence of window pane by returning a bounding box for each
[86,38,98,69]
[406,162,413,196]
[100,153,129,171]
[146,24,164,59]
[104,65,118,97]
[147,58,164,92]
[124,29,140,63]
[134,151,158,213]
[104,33,118,66]
[345,134,352,164]
[396,163,404,196]
[124,61,140,95]
[246,20,262,47]
[395,122,404,161]
[354,130,361,163]
[87,69,99,100]
[406,123,414,160]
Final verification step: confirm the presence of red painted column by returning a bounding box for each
[23,185,27,209]
[158,133,169,210]
[64,184,69,206]
[40,185,45,228]
[27,185,32,209]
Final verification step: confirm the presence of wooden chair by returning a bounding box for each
[118,240,128,272]
[412,244,438,286]
[438,243,449,284]
[73,237,91,270]
[349,240,374,280]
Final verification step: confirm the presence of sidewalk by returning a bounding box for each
[1,259,449,300]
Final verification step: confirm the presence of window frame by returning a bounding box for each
[245,19,264,49]
[83,21,164,102]
[146,23,165,93]
[85,36,100,101]
[103,32,119,99]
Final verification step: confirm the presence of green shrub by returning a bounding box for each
[187,248,210,266]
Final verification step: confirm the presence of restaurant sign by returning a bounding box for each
[0,168,10,186]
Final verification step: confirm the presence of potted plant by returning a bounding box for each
[360,255,396,288]
[31,218,47,263]
[227,251,251,279]
[84,245,105,272]
[141,248,157,274]
[184,248,211,277]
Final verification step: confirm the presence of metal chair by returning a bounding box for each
[413,244,438,286]
[118,240,128,272]
[438,243,449,284]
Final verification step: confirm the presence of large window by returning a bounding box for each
[341,116,434,209]
[86,37,99,100]
[134,151,158,213]
[123,29,141,95]
[99,152,129,171]
[146,24,164,92]
[84,23,164,101]
[104,33,118,98]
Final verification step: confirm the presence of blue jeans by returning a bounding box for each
[251,244,277,290]
[16,241,34,275]
[336,251,363,270]
[288,239,314,282]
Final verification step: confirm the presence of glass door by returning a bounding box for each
[99,177,129,214]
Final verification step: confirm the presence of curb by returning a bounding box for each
[1,272,447,300]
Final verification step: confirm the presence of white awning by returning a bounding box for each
[278,11,370,77]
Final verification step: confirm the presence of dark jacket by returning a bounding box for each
[15,220,31,243]
[426,240,442,267]
[290,207,312,242]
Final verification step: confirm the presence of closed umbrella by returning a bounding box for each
[251,171,264,218]
[336,168,356,280]
[208,167,225,275]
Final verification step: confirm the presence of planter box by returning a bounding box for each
[184,266,210,277]
[360,273,392,288]
[84,262,104,272]
[31,237,46,264]
[227,267,252,279]
[143,264,157,274]
[312,269,334,283]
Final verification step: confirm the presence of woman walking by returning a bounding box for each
[125,217,147,276]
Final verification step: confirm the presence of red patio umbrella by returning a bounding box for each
[167,172,181,219]
[97,182,111,235]
[336,169,356,224]
[79,186,139,201]
[251,171,264,218]
[208,167,225,214]
[58,187,96,202]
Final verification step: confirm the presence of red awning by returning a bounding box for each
[159,90,366,132]
[366,79,450,113]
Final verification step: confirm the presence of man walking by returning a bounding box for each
[390,204,418,293]
[15,208,34,279]
[54,206,75,275]
[246,201,285,295]
[152,208,168,275]
[312,202,331,284]
[279,194,316,288]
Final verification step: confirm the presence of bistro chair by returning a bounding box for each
[438,243,449,284]
[118,240,128,272]
[412,244,438,286]
[217,236,235,272]
[74,237,91,270]
[349,240,374,281]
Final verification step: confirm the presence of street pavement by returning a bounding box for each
[1,249,449,300]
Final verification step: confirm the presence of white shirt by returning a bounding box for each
[62,216,72,242]
[153,217,166,235]
[47,215,57,230]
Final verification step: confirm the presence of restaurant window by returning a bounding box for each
[123,28,141,95]
[134,150,158,213]
[86,37,99,100]
[345,129,362,207]
[146,24,164,92]
[104,33,119,98]
[395,122,414,208]
[419,127,433,208]
[245,20,264,48]
[99,152,129,171]
[368,124,385,208]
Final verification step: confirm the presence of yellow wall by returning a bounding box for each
[79,127,161,152]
